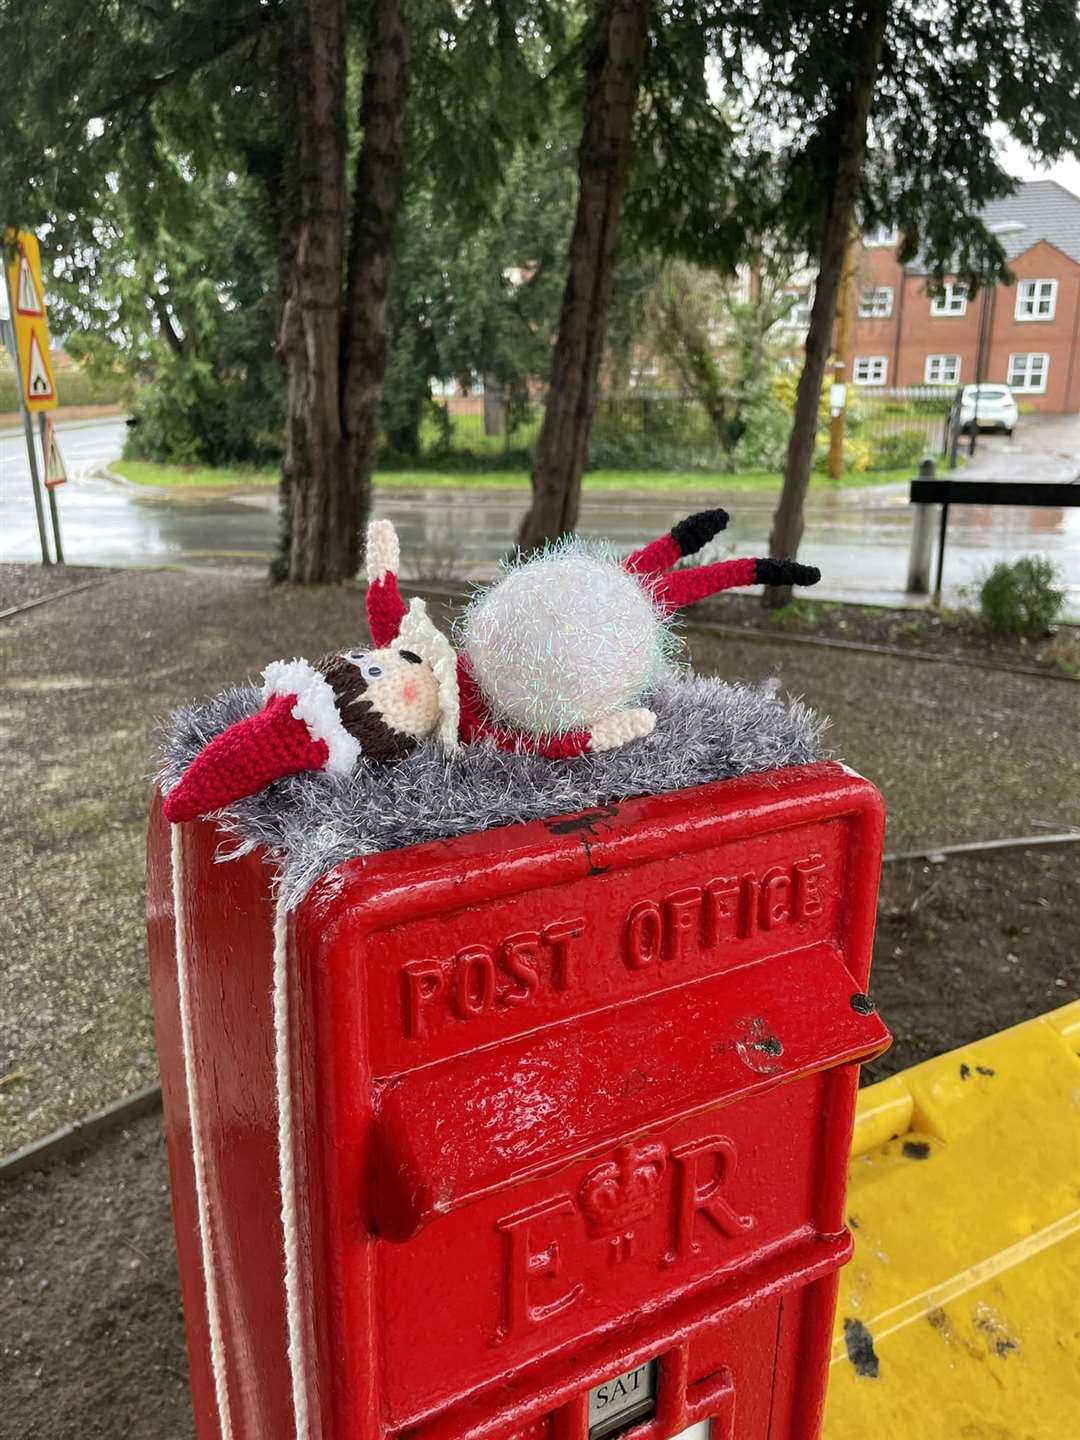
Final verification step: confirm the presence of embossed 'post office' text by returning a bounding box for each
[400,918,585,1038]
[397,852,830,1040]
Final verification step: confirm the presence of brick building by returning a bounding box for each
[848,179,1080,414]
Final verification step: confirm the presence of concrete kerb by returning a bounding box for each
[0,574,118,621]
[0,1083,163,1182]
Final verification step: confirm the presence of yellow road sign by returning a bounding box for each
[4,229,57,411]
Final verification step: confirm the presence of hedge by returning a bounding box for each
[0,367,127,413]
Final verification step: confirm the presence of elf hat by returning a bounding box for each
[395,597,460,751]
[365,520,460,752]
[162,660,360,823]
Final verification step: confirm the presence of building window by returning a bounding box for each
[853,355,888,386]
[864,224,898,248]
[925,354,961,385]
[1007,353,1049,393]
[930,283,968,316]
[777,289,813,329]
[1015,279,1057,320]
[858,286,893,319]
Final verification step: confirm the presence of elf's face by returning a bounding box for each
[319,646,441,761]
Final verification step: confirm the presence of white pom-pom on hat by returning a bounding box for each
[366,519,400,585]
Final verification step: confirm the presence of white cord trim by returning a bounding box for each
[273,894,311,1440]
[262,659,361,775]
[171,825,235,1440]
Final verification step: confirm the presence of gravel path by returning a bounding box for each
[0,1116,193,1440]
[2,565,1078,1152]
[0,563,112,612]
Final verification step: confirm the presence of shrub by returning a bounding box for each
[730,400,791,471]
[978,557,1065,638]
[124,353,284,467]
[867,429,925,471]
[812,434,873,474]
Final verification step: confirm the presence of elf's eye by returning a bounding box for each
[343,651,385,681]
[399,649,422,664]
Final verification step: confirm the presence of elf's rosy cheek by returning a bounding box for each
[402,680,419,706]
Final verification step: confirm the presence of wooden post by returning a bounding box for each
[826,235,858,480]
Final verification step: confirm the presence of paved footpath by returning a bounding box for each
[960,411,1080,481]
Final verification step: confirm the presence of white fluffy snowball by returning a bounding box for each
[462,541,672,735]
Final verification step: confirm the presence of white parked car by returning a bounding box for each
[958,384,1018,436]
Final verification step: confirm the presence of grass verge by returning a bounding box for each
[113,460,275,489]
[112,459,917,493]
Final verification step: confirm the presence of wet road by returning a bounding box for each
[2,418,1077,613]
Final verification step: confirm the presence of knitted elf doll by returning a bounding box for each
[163,510,819,823]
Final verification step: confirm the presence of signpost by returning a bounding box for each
[3,228,62,563]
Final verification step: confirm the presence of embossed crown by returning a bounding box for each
[578,1140,667,1236]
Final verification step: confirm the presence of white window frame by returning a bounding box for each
[1007,353,1049,393]
[858,286,893,319]
[853,355,888,386]
[864,225,898,248]
[925,354,961,385]
[1015,279,1057,321]
[930,283,968,317]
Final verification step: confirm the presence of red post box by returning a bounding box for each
[146,760,889,1440]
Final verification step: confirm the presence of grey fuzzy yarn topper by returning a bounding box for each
[160,673,825,910]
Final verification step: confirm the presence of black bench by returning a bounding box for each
[908,477,1080,597]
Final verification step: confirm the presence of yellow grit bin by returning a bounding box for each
[824,999,1080,1436]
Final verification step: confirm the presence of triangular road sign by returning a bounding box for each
[43,417,68,489]
[25,331,55,401]
[16,251,44,316]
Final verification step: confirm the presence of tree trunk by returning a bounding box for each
[280,0,348,584]
[342,0,410,577]
[765,0,888,607]
[517,0,650,552]
[483,377,506,436]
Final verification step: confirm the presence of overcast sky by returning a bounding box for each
[995,132,1080,198]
